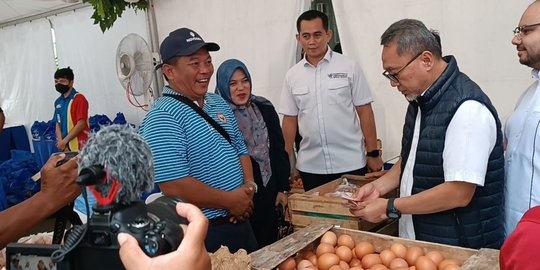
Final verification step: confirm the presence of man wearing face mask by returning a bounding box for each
[53,67,89,151]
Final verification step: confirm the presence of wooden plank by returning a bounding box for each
[249,223,333,270]
[290,214,361,230]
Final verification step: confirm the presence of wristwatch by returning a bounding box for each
[366,150,380,158]
[245,181,258,193]
[386,198,401,219]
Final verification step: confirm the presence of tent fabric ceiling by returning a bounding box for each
[0,0,81,25]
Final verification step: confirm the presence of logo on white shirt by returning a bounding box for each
[328,73,348,79]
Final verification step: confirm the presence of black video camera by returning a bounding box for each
[7,196,186,270]
[7,164,186,270]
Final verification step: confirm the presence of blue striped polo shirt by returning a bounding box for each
[139,86,248,219]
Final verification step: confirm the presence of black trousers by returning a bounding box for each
[205,219,258,253]
[299,166,367,191]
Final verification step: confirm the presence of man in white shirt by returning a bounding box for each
[279,10,383,191]
[348,19,505,249]
[504,1,540,236]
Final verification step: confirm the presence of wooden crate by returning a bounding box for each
[288,175,396,231]
[250,223,499,270]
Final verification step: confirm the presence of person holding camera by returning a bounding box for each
[118,202,211,270]
[0,154,81,249]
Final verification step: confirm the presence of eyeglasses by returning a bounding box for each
[513,22,540,39]
[382,52,423,83]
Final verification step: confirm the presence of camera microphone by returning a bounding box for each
[77,124,154,205]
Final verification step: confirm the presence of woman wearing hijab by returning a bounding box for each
[216,59,290,248]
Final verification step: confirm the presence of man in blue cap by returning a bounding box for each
[139,28,258,253]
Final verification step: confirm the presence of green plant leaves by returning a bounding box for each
[83,0,148,32]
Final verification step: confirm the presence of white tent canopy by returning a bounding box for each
[0,0,534,160]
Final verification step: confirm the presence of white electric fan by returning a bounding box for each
[116,33,157,111]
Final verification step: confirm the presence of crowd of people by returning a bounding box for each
[1,2,540,270]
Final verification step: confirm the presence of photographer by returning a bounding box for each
[118,202,211,270]
[0,154,81,249]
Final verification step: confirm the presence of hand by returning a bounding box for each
[275,192,288,207]
[40,154,81,207]
[352,182,380,202]
[366,156,384,173]
[227,185,254,221]
[118,203,211,270]
[364,170,387,181]
[349,198,388,223]
[56,139,68,151]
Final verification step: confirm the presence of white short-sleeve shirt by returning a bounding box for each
[399,100,497,240]
[279,47,374,174]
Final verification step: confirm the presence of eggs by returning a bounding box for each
[283,232,467,270]
[338,234,356,249]
[405,246,424,266]
[390,257,409,269]
[425,251,444,266]
[277,257,296,270]
[321,231,338,246]
[354,242,375,259]
[390,243,408,259]
[317,243,336,257]
[379,249,396,267]
[318,253,341,270]
[415,256,437,270]
[336,246,353,262]
[361,253,382,269]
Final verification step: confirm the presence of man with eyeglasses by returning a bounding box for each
[503,0,540,238]
[279,10,383,191]
[53,67,90,151]
[348,19,505,249]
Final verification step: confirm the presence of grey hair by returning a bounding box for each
[381,19,442,58]
[79,124,154,204]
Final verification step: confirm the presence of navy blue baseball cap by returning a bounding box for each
[156,28,220,69]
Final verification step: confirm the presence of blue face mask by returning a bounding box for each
[55,83,70,95]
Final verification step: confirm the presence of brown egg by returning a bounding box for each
[339,260,350,270]
[390,243,408,259]
[349,267,365,270]
[318,253,341,270]
[296,250,315,264]
[307,253,318,266]
[297,259,315,270]
[317,243,336,257]
[393,268,409,270]
[321,231,338,246]
[370,264,390,270]
[336,246,353,263]
[438,259,462,270]
[362,253,382,269]
[390,257,409,269]
[337,234,356,249]
[379,249,396,267]
[405,246,424,266]
[277,257,296,270]
[329,265,345,270]
[354,242,375,259]
[425,251,444,266]
[440,264,460,270]
[409,267,416,270]
[415,256,437,270]
[349,258,362,267]
[352,247,358,258]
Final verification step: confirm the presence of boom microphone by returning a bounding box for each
[77,124,154,204]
